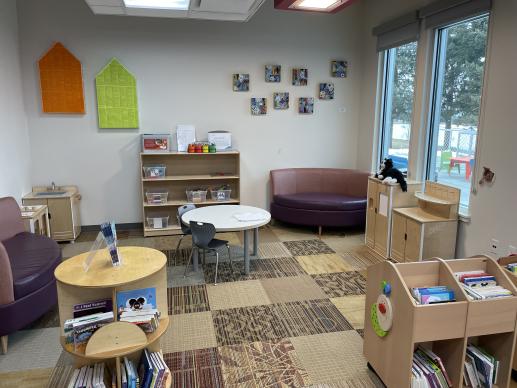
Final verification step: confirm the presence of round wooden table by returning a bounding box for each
[181,205,271,274]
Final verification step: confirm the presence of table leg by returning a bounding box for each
[243,230,250,274]
[253,228,259,256]
[466,162,471,181]
[192,242,199,272]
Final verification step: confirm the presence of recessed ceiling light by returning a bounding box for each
[123,0,190,10]
[297,0,340,9]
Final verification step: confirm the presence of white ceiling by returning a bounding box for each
[84,0,267,21]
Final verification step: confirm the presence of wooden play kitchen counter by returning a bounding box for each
[54,247,170,388]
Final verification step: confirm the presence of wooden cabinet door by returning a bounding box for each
[405,218,422,262]
[47,198,73,240]
[390,212,406,262]
[373,185,389,256]
[365,180,378,247]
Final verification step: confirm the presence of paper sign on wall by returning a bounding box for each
[379,193,388,217]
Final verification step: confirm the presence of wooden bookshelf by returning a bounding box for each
[140,151,240,237]
[364,257,517,388]
[365,176,422,259]
[54,247,171,388]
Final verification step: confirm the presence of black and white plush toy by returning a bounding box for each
[375,158,407,192]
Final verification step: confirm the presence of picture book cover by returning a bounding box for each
[73,298,113,318]
[116,287,157,315]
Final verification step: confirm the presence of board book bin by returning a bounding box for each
[364,256,517,388]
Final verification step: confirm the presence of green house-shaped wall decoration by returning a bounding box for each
[95,58,139,129]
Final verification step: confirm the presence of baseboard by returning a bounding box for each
[81,222,143,232]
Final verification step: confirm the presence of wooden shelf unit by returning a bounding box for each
[364,257,517,388]
[54,247,171,388]
[390,181,460,262]
[140,151,240,237]
[365,177,422,259]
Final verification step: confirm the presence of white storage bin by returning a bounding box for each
[211,189,232,201]
[146,191,168,204]
[143,165,166,179]
[146,215,169,229]
[186,189,208,203]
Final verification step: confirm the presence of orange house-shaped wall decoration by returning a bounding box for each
[38,42,85,114]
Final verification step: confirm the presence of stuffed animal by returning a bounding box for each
[375,158,407,192]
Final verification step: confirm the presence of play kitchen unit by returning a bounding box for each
[22,184,82,242]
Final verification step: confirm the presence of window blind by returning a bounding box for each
[420,0,491,29]
[372,11,420,52]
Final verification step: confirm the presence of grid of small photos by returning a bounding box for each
[233,60,347,116]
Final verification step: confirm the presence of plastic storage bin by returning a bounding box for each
[145,191,169,204]
[143,165,166,179]
[146,215,169,229]
[211,188,231,201]
[186,189,208,203]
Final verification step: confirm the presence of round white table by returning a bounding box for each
[181,205,271,274]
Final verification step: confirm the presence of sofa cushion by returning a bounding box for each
[274,192,366,212]
[3,232,62,300]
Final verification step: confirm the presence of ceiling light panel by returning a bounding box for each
[123,0,190,10]
[297,0,339,9]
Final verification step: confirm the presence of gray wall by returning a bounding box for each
[17,0,364,225]
[0,0,31,200]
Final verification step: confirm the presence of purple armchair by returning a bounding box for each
[0,197,61,354]
[270,168,369,235]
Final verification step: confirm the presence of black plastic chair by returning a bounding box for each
[184,221,232,285]
[173,204,196,265]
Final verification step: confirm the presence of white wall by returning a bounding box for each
[17,0,363,225]
[456,0,517,257]
[0,0,31,201]
[358,0,517,257]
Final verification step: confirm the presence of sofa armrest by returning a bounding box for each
[0,242,14,305]
[270,169,298,197]
[0,197,24,241]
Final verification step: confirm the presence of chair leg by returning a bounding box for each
[184,247,195,277]
[214,251,220,286]
[173,235,185,266]
[318,226,322,238]
[227,244,233,272]
[1,335,7,354]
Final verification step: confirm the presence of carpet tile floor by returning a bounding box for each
[0,223,387,388]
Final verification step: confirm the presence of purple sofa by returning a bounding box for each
[0,197,61,354]
[270,168,369,233]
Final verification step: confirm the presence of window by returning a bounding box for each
[379,41,418,173]
[426,15,489,209]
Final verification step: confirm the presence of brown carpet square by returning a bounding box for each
[312,271,367,298]
[330,295,366,329]
[164,347,224,388]
[295,254,353,275]
[283,239,335,256]
[162,312,218,353]
[219,339,311,388]
[168,285,210,315]
[206,280,271,310]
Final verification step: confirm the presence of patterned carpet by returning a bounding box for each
[0,224,385,388]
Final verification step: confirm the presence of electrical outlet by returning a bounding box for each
[488,238,499,256]
[508,245,517,256]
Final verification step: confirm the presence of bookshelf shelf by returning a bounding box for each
[140,151,240,237]
[364,257,517,388]
[54,247,170,388]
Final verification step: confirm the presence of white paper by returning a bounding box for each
[154,217,163,229]
[176,124,196,152]
[208,131,232,151]
[233,212,268,222]
[379,193,388,217]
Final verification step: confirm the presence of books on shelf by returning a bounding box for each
[411,346,452,388]
[116,287,161,333]
[73,298,113,318]
[411,286,456,305]
[139,349,170,388]
[64,311,114,352]
[454,270,513,300]
[67,363,111,388]
[464,344,499,388]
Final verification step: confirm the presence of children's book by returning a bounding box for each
[116,288,157,315]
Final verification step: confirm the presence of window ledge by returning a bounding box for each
[458,208,471,223]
